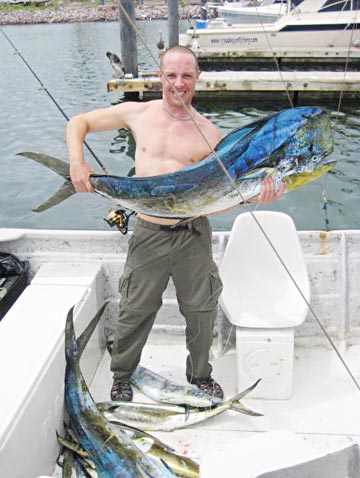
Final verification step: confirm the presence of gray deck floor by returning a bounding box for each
[88,333,360,469]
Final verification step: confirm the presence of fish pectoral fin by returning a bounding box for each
[18,151,71,179]
[32,181,76,213]
[241,167,276,181]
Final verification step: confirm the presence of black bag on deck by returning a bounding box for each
[0,252,29,321]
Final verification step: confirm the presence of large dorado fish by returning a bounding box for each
[64,306,178,478]
[19,106,334,218]
[97,380,262,432]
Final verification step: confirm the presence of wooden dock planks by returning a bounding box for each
[108,70,360,94]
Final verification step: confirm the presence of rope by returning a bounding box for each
[0,27,109,175]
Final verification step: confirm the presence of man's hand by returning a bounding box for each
[253,177,285,204]
[70,162,95,193]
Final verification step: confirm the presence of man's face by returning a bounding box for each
[159,51,200,106]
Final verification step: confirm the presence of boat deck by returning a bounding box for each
[52,331,360,476]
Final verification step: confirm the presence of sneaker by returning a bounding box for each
[189,376,224,400]
[110,377,133,402]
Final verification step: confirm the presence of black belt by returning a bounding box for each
[137,218,201,235]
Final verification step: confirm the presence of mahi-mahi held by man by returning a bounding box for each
[19,106,335,217]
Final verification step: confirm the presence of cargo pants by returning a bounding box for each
[110,216,223,382]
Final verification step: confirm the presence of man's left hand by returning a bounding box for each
[255,177,285,204]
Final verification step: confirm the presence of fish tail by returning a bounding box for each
[77,302,109,356]
[65,306,80,364]
[228,379,263,417]
[17,151,76,212]
[230,402,263,417]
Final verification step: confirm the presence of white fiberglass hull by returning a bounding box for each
[180,10,360,52]
[216,2,287,24]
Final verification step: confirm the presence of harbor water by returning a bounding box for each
[1,20,360,232]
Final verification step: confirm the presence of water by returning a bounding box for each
[1,20,360,232]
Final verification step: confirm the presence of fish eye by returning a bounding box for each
[312,155,319,162]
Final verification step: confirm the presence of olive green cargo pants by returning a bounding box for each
[110,216,223,382]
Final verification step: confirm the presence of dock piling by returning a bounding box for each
[119,0,138,78]
[168,0,179,47]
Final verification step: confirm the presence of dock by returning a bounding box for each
[192,47,360,69]
[107,70,360,99]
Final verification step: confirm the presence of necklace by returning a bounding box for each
[162,104,196,121]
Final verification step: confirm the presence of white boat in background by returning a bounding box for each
[180,0,360,56]
[216,0,288,24]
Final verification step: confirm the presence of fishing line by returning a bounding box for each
[0,27,109,175]
[118,2,360,392]
[321,174,330,231]
[336,15,358,114]
[250,5,294,107]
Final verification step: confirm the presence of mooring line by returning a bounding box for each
[117,3,360,392]
[0,27,109,174]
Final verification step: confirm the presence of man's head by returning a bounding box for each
[158,46,200,107]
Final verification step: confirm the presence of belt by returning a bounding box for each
[137,217,201,235]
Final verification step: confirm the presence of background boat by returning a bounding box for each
[180,0,360,57]
[216,0,288,24]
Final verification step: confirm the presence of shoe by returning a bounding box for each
[110,377,133,402]
[189,376,224,399]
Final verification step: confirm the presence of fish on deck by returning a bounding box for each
[130,365,222,407]
[64,305,180,478]
[19,106,335,218]
[64,303,201,477]
[97,380,262,432]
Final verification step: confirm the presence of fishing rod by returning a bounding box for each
[117,2,360,393]
[0,27,109,175]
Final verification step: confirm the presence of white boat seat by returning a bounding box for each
[219,211,310,398]
[220,211,310,329]
[0,262,104,478]
[200,430,360,478]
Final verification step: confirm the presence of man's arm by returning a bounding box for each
[66,102,142,192]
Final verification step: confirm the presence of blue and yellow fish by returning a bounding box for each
[20,106,335,218]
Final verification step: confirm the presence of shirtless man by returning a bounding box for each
[67,45,284,401]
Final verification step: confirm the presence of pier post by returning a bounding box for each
[168,0,179,47]
[119,0,138,78]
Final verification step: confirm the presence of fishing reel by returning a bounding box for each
[104,208,136,235]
